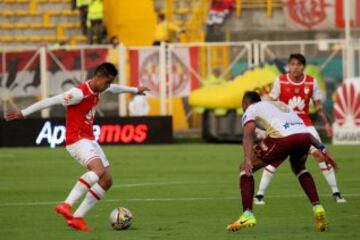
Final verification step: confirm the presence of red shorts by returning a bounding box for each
[253,133,311,165]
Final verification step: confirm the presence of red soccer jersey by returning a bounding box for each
[65,81,99,145]
[270,74,322,126]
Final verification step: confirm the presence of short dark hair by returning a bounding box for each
[288,53,306,66]
[95,62,118,77]
[243,91,261,104]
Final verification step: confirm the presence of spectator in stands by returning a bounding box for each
[110,35,120,48]
[152,13,184,46]
[76,0,91,35]
[106,36,120,66]
[202,68,225,87]
[206,0,235,42]
[87,0,105,44]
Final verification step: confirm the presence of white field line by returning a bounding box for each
[0,154,15,158]
[0,193,359,207]
[112,181,193,188]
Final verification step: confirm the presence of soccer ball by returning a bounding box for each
[109,207,133,230]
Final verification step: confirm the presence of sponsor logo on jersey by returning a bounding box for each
[85,108,96,125]
[283,121,304,129]
[288,96,305,111]
[304,87,310,94]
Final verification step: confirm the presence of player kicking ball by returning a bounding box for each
[226,91,337,232]
[5,62,149,231]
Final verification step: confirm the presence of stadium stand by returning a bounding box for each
[158,0,283,42]
[0,0,85,46]
[235,0,283,17]
[160,0,210,42]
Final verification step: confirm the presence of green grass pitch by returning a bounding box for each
[0,144,359,240]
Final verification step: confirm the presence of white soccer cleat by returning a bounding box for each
[333,192,347,203]
[254,194,265,205]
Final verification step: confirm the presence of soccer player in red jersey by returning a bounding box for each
[5,62,149,231]
[227,91,335,232]
[254,53,346,205]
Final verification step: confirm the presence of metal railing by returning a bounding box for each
[1,39,356,128]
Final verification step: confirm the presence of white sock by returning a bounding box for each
[256,165,277,196]
[73,183,106,218]
[64,171,99,206]
[318,162,339,193]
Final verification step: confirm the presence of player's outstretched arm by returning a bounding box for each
[136,86,150,95]
[5,111,24,121]
[106,84,150,95]
[5,95,63,121]
[5,87,83,121]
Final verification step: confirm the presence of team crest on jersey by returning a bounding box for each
[288,96,305,111]
[304,87,310,94]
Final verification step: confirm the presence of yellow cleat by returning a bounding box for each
[226,211,257,232]
[313,205,329,232]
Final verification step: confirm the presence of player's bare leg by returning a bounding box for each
[311,149,346,203]
[227,158,266,231]
[68,159,112,231]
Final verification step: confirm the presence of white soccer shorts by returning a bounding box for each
[66,139,110,168]
[307,126,322,153]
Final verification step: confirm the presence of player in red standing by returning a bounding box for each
[254,53,346,205]
[5,62,149,231]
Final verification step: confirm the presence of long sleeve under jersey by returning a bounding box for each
[21,84,138,117]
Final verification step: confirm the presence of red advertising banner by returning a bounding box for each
[129,47,199,98]
[0,48,108,97]
[335,0,360,28]
[283,0,360,30]
[283,0,335,29]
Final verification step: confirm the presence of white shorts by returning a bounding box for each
[66,139,109,168]
[307,126,322,153]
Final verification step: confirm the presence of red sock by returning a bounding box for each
[298,172,320,205]
[240,174,254,211]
